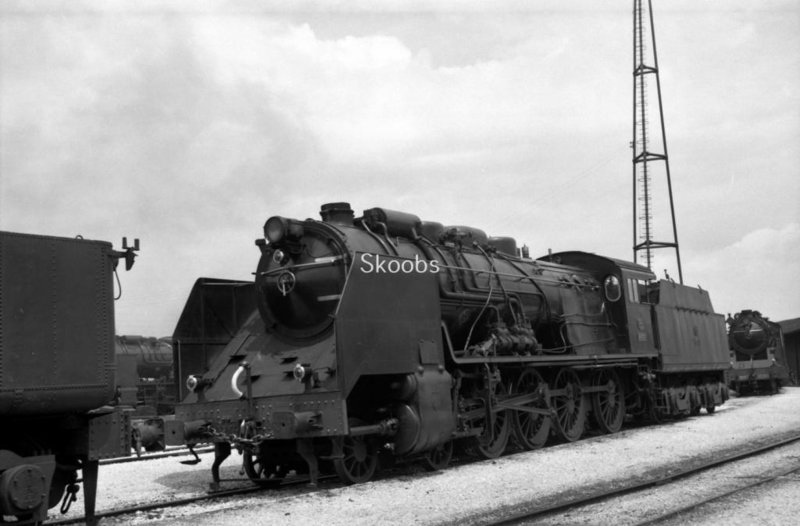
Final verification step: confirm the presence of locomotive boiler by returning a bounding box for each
[170,203,730,487]
[726,310,791,395]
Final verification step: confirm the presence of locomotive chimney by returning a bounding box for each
[320,202,354,226]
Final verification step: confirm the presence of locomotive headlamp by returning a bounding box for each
[264,216,304,245]
[186,375,201,393]
[272,249,288,265]
[293,363,309,382]
[265,217,289,244]
[186,375,212,393]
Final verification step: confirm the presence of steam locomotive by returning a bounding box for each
[0,231,137,525]
[170,203,730,487]
[115,335,176,415]
[726,310,791,395]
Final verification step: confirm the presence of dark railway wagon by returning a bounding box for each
[0,231,136,524]
[168,203,729,488]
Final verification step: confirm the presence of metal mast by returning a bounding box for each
[632,0,683,283]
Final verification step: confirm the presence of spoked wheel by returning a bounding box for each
[468,379,511,459]
[422,440,454,471]
[591,369,625,434]
[242,450,287,486]
[333,434,378,484]
[551,368,587,442]
[511,368,551,450]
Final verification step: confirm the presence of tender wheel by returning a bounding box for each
[242,450,286,486]
[511,368,551,450]
[333,434,378,484]
[591,369,625,434]
[422,440,453,471]
[551,368,587,442]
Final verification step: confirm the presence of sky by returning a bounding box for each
[1,0,798,336]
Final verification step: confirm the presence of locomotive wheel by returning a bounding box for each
[511,368,551,450]
[468,380,511,459]
[333,434,378,484]
[551,368,587,442]
[242,450,286,486]
[422,440,453,471]
[591,369,625,434]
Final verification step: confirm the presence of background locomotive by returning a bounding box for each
[169,202,730,487]
[115,335,176,416]
[726,310,791,395]
[0,231,136,525]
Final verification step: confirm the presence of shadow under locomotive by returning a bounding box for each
[162,203,730,489]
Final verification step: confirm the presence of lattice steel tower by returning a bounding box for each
[632,0,683,283]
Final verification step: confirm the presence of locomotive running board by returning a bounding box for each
[441,324,655,367]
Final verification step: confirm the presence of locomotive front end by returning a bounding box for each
[255,203,352,343]
[726,310,791,394]
[173,202,453,486]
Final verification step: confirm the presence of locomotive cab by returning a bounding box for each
[542,251,658,355]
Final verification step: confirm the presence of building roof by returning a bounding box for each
[779,317,800,335]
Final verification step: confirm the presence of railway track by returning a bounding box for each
[45,473,332,526]
[487,432,800,525]
[631,464,800,526]
[100,445,214,466]
[48,432,800,526]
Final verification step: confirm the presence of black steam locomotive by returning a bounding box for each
[726,310,791,395]
[170,203,730,487]
[0,231,136,524]
[115,335,176,416]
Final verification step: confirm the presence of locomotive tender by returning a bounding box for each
[171,203,730,487]
[726,310,791,395]
[0,231,136,525]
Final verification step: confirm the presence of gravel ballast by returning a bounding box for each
[70,387,800,525]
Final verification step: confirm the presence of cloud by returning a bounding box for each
[686,223,800,322]
[0,2,797,335]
